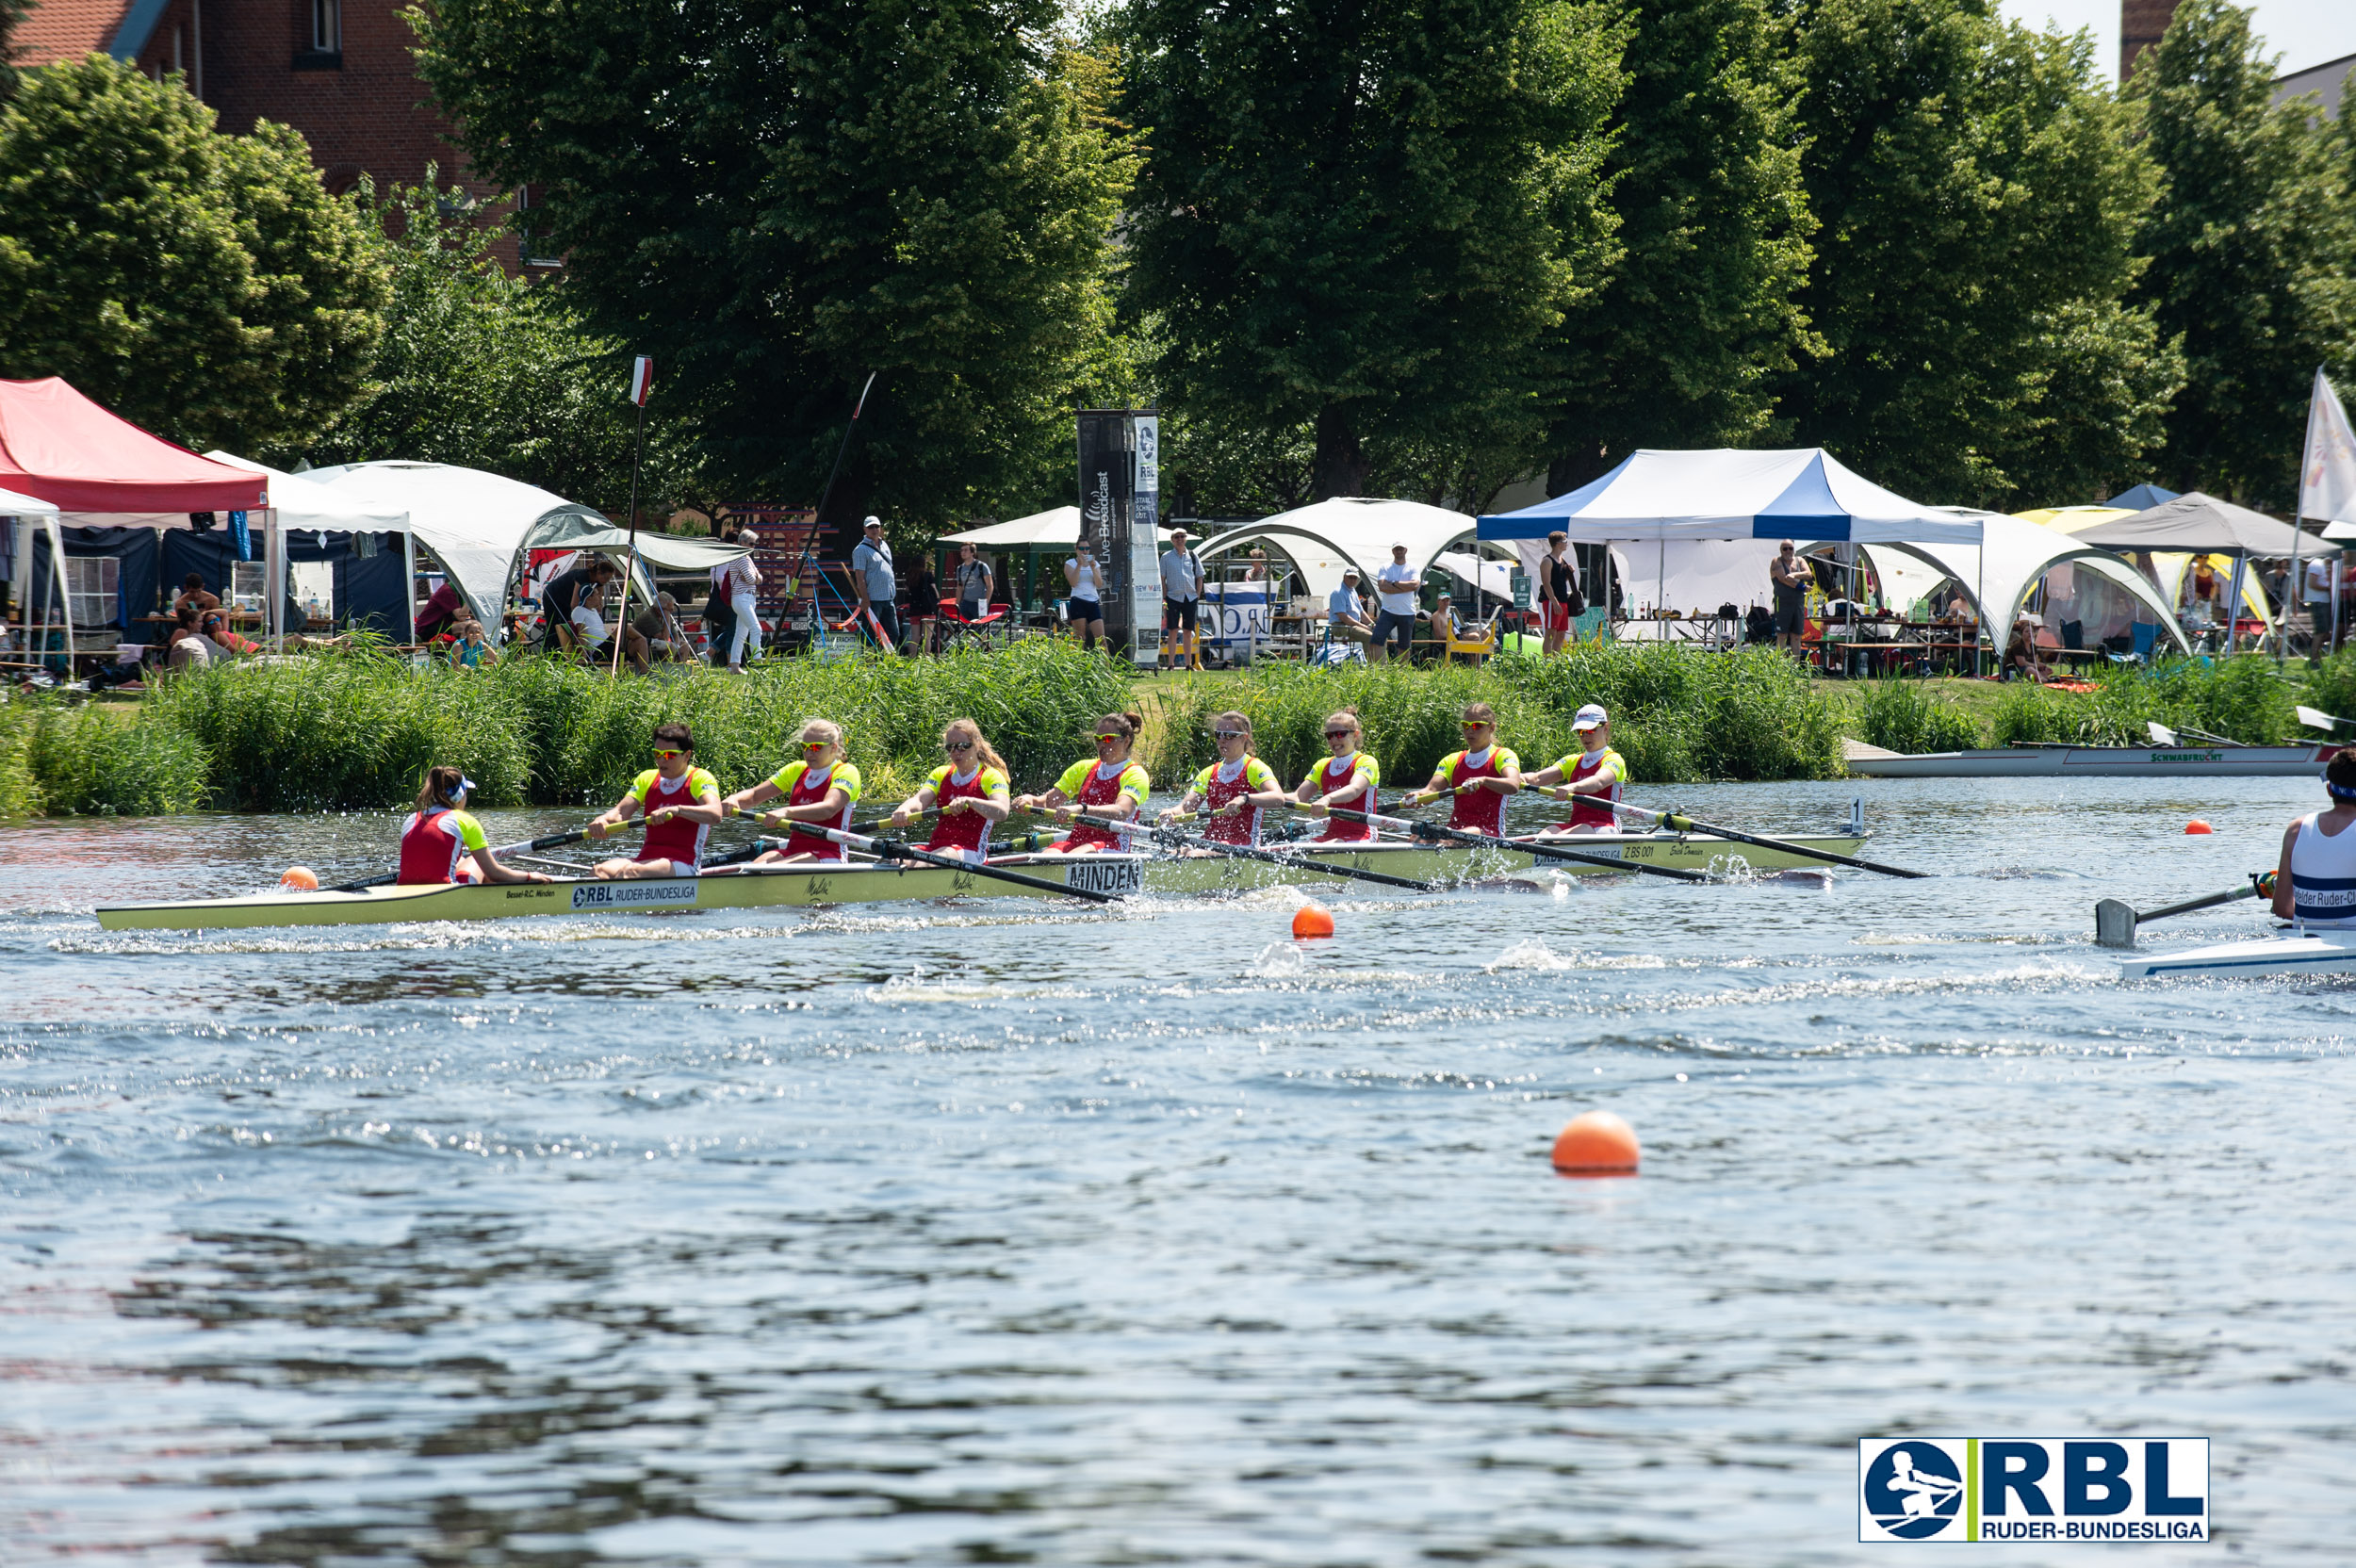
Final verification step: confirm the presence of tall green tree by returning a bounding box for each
[0,56,386,453]
[2126,0,2356,507]
[1121,0,1626,500]
[1545,0,1816,492]
[414,2,1135,532]
[1777,0,2178,505]
[305,177,700,517]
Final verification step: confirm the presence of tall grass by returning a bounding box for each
[1854,679,1984,753]
[1147,645,1846,785]
[1985,657,2300,747]
[0,699,39,817]
[23,641,1132,817]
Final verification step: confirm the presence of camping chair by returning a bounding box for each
[934,596,1010,652]
[1444,611,1497,664]
[2105,621,2163,667]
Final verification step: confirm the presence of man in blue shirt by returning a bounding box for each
[1323,566,1374,645]
[1158,528,1206,670]
[849,516,900,652]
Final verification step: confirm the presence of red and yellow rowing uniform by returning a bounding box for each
[1044,758,1151,852]
[1191,756,1282,846]
[1310,752,1380,842]
[924,762,1009,861]
[1434,745,1520,837]
[766,760,863,861]
[1549,746,1627,832]
[398,806,487,885]
[630,765,720,869]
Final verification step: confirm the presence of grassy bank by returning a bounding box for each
[1852,652,2356,752]
[12,641,1136,816]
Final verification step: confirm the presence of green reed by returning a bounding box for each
[1853,679,1984,753]
[26,700,211,815]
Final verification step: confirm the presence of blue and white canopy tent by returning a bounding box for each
[1478,448,1988,646]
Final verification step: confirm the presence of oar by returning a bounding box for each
[809,826,1118,903]
[1101,812,1439,891]
[2094,873,2274,949]
[1322,806,1710,883]
[327,827,599,892]
[2299,705,2350,733]
[2147,719,2241,748]
[1595,799,1928,879]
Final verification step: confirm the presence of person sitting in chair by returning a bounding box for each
[2006,617,2053,683]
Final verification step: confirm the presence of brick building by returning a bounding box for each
[12,0,548,261]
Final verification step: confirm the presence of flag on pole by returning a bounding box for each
[2303,368,2356,523]
[629,355,655,408]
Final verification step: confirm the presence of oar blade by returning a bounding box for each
[2094,898,2137,950]
[2298,705,2347,732]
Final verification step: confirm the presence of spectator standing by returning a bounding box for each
[1769,541,1809,653]
[1373,544,1420,662]
[1539,531,1579,655]
[1159,528,1205,670]
[907,555,939,654]
[955,544,993,620]
[1065,542,1106,652]
[850,516,901,653]
[722,531,763,671]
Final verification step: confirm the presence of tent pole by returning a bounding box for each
[401,528,417,650]
[50,518,75,680]
[2224,553,2247,655]
[266,512,283,650]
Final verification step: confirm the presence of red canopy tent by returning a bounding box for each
[0,378,264,512]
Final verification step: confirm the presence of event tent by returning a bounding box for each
[1197,498,1481,601]
[2018,505,2274,629]
[2,485,73,671]
[0,378,264,513]
[2104,483,2182,512]
[942,508,1087,547]
[1858,513,2188,657]
[302,461,609,630]
[2072,493,2313,557]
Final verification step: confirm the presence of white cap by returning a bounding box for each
[1572,704,1609,731]
[1341,565,1361,577]
[862,514,882,529]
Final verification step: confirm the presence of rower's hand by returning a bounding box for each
[886,808,911,828]
[648,808,675,825]
[941,798,967,816]
[1552,785,1573,801]
[1304,800,1329,818]
[757,809,787,830]
[1217,798,1244,817]
[586,818,611,841]
[527,872,553,884]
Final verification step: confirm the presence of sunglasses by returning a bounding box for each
[1324,728,1356,739]
[1461,722,1492,731]
[1093,733,1123,743]
[802,740,833,751]
[654,748,686,760]
[1214,730,1248,741]
[944,740,974,752]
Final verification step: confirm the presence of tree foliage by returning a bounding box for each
[305,177,699,517]
[1545,0,1816,491]
[414,0,1135,531]
[0,56,385,453]
[1777,0,2178,506]
[2125,0,2356,508]
[1121,0,1626,500]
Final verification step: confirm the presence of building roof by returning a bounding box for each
[2275,52,2353,120]
[13,0,137,67]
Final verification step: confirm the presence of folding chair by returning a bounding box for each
[935,596,1011,652]
[1444,612,1497,664]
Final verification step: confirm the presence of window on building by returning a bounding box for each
[65,557,119,629]
[310,0,340,55]
[515,187,564,268]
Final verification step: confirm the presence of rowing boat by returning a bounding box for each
[91,827,1869,932]
[1843,739,2334,778]
[2118,928,2356,980]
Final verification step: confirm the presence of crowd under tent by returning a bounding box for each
[941,507,1173,609]
[2074,493,2325,646]
[2018,505,2274,629]
[301,462,611,634]
[515,512,748,612]
[1477,449,1987,621]
[1856,512,2190,659]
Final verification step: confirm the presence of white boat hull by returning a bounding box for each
[1846,743,2334,778]
[2119,929,2356,979]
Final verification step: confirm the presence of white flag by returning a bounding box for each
[2302,368,2356,522]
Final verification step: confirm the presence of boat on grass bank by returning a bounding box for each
[93,829,1870,933]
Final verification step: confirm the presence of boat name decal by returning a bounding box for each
[2147,751,2226,764]
[1064,859,1145,895]
[569,881,702,910]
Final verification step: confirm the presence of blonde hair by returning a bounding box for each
[941,717,1006,776]
[1325,708,1361,734]
[1210,710,1252,737]
[799,718,844,748]
[1461,701,1497,727]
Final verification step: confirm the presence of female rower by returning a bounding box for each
[1521,703,1627,834]
[1411,702,1521,837]
[2271,746,2356,928]
[886,718,1011,862]
[721,718,863,862]
[586,721,723,878]
[1161,710,1285,846]
[1295,708,1381,841]
[1013,712,1150,854]
[398,766,549,885]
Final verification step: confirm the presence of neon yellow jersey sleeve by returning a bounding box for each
[979,767,1009,800]
[768,759,809,795]
[1434,750,1465,783]
[1055,759,1093,798]
[925,763,952,793]
[1117,761,1150,803]
[630,768,660,803]
[689,766,720,800]
[1596,749,1628,787]
[1353,755,1381,790]
[1191,762,1219,794]
[833,762,863,806]
[1497,748,1521,774]
[1246,758,1279,792]
[448,808,488,854]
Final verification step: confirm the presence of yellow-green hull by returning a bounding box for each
[91,831,1869,932]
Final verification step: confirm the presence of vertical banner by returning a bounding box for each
[1130,415,1162,668]
[1075,411,1137,651]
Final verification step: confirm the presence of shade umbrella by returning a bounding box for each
[2103,482,2182,512]
[2073,493,2331,655]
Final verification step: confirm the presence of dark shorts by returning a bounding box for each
[1774,588,1804,634]
[1165,596,1199,631]
[1069,596,1103,624]
[1373,610,1415,652]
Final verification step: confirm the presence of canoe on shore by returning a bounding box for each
[92,829,1871,932]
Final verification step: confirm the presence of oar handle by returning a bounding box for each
[1322,806,1710,883]
[820,826,1116,904]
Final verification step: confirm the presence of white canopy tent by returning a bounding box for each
[207,453,415,644]
[1858,512,2189,657]
[2,485,72,671]
[301,461,608,634]
[942,508,1085,547]
[1196,498,1481,601]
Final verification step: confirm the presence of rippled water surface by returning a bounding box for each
[5,776,2354,1565]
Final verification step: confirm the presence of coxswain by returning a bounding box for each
[723,718,862,862]
[1410,702,1521,835]
[2272,746,2356,928]
[1521,703,1627,834]
[1161,710,1285,847]
[1295,708,1380,841]
[586,721,723,878]
[398,766,549,885]
[1012,712,1150,854]
[885,718,1011,862]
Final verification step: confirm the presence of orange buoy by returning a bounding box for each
[1551,1110,1640,1176]
[279,866,320,891]
[2184,820,2213,835]
[1291,903,1335,939]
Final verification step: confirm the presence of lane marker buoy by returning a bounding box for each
[1292,903,1335,939]
[280,866,320,890]
[2184,820,2213,835]
[1551,1110,1640,1176]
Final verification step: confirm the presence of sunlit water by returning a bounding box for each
[3,776,2352,1565]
